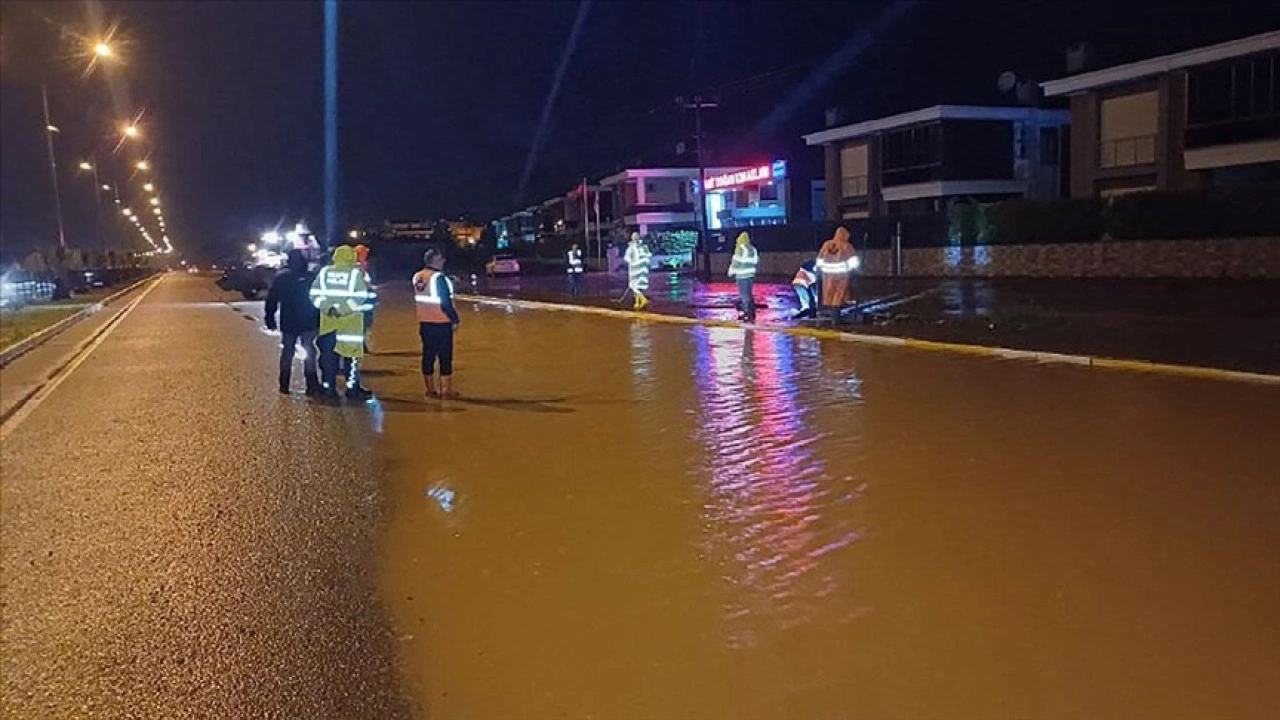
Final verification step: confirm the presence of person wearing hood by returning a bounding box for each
[623,232,652,310]
[727,231,759,322]
[310,244,374,398]
[264,249,321,395]
[791,258,820,319]
[816,226,859,311]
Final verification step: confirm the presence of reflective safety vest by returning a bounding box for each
[624,243,652,291]
[816,254,859,274]
[793,266,817,287]
[728,244,759,279]
[567,249,584,274]
[412,268,453,324]
[310,265,371,357]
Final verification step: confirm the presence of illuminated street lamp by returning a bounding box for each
[79,161,93,171]
[93,42,114,59]
[122,207,132,216]
[135,160,150,171]
[149,197,160,206]
[122,124,140,139]
[143,182,155,192]
[101,184,111,191]
[152,207,161,215]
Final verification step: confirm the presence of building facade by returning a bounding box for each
[803,105,1071,219]
[1042,31,1280,197]
[598,168,700,237]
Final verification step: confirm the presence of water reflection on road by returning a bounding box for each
[368,299,1280,720]
[694,327,865,649]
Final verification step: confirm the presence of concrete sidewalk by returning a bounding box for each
[466,271,1280,374]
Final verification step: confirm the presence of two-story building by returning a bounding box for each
[803,105,1071,220]
[598,168,701,237]
[1042,31,1280,197]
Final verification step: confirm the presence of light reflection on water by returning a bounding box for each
[692,326,866,648]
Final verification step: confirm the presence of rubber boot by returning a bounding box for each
[440,375,458,398]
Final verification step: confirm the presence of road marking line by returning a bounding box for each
[0,275,164,443]
[458,294,1280,386]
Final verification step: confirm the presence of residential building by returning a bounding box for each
[448,220,483,246]
[383,220,433,240]
[803,105,1071,219]
[1042,31,1280,197]
[598,168,700,236]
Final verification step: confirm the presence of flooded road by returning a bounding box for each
[365,296,1280,719]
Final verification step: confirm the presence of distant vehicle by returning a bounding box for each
[486,254,521,276]
[215,263,275,300]
[187,266,200,274]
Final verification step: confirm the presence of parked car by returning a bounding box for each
[215,263,275,299]
[485,254,521,276]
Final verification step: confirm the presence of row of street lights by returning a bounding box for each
[42,31,175,257]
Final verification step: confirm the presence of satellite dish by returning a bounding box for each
[997,71,1018,93]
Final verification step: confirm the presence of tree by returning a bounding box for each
[431,219,455,247]
[23,251,49,275]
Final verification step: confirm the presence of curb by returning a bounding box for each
[0,273,161,369]
[458,294,1280,386]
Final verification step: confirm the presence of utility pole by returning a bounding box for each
[88,154,108,254]
[680,95,717,278]
[41,84,67,248]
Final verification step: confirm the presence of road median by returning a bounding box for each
[0,273,160,369]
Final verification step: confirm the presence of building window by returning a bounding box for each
[1186,51,1280,148]
[839,143,869,197]
[759,183,779,202]
[1039,126,1061,165]
[1099,90,1157,168]
[882,122,942,185]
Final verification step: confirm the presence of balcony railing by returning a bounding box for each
[625,202,695,216]
[841,175,868,198]
[1099,134,1156,168]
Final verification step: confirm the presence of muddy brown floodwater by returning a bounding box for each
[365,296,1280,720]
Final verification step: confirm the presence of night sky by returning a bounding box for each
[3,0,1278,261]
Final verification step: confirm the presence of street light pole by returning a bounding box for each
[680,95,718,279]
[41,84,67,249]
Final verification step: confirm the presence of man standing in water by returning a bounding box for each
[727,231,759,322]
[624,232,652,310]
[412,250,461,399]
[566,242,585,297]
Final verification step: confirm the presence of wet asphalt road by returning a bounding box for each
[1,273,409,718]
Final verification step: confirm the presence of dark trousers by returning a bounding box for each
[737,278,756,320]
[419,322,455,376]
[280,330,319,390]
[568,272,583,296]
[317,332,340,390]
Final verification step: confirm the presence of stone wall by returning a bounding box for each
[711,238,1280,279]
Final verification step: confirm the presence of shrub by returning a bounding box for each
[1104,186,1280,240]
[992,198,1104,245]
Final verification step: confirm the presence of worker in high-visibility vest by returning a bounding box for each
[727,231,759,322]
[566,242,585,297]
[309,245,374,399]
[412,249,461,399]
[623,232,652,310]
[816,226,859,311]
[791,259,820,319]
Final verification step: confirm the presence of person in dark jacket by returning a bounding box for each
[264,249,321,395]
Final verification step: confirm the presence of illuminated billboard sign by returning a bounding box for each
[705,164,774,191]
